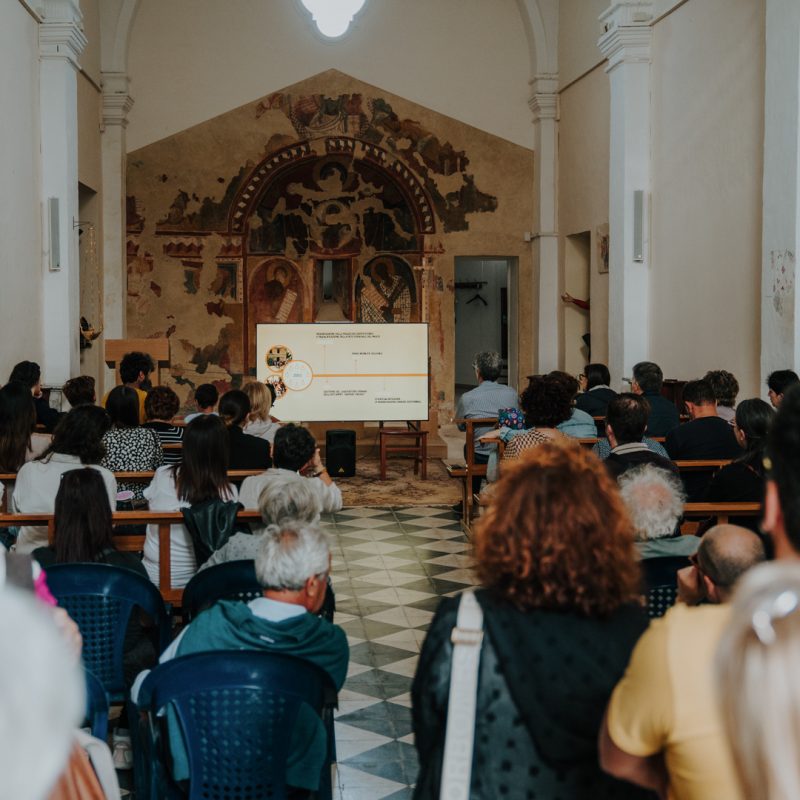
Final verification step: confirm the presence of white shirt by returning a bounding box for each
[11,455,117,554]
[142,465,238,590]
[239,467,342,515]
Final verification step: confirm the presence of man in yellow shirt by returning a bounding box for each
[599,525,765,799]
[102,351,153,423]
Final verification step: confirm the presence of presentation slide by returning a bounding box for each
[255,323,429,422]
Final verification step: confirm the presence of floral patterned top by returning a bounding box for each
[101,427,164,502]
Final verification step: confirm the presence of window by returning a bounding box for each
[299,0,366,39]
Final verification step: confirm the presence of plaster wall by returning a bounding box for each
[649,0,764,396]
[558,0,607,90]
[126,0,533,152]
[0,2,43,379]
[78,0,101,85]
[77,74,102,191]
[558,63,610,369]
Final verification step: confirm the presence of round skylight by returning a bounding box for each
[300,0,366,39]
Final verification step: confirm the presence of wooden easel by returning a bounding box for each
[104,338,170,386]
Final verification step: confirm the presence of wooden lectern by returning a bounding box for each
[104,339,170,386]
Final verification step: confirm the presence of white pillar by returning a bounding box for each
[39,0,87,385]
[530,74,560,374]
[598,1,653,387]
[100,71,134,392]
[761,0,800,384]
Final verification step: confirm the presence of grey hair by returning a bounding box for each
[258,471,323,526]
[255,522,331,590]
[618,464,685,541]
[473,351,502,382]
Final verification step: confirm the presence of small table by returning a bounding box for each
[379,423,428,480]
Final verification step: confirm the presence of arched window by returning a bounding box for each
[299,0,366,39]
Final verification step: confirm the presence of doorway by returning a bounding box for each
[562,232,591,375]
[314,258,352,321]
[454,257,515,401]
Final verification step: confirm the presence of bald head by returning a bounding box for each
[697,525,766,601]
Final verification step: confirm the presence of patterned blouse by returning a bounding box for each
[502,428,559,462]
[101,427,164,502]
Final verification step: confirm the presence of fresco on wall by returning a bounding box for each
[355,255,416,323]
[125,72,533,411]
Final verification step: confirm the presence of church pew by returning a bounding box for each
[445,417,498,524]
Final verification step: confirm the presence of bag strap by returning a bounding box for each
[439,589,484,800]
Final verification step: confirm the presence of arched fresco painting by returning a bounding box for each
[355,255,417,323]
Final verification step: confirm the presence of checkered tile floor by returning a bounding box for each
[326,506,478,800]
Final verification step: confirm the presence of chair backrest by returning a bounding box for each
[45,563,171,700]
[84,668,109,742]
[181,560,263,622]
[137,651,329,800]
[640,555,692,619]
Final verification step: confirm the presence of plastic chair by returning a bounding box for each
[45,563,172,701]
[84,668,110,742]
[181,560,263,622]
[135,651,333,800]
[641,555,692,618]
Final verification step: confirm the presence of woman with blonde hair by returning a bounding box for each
[716,561,800,800]
[242,381,280,443]
[412,440,651,799]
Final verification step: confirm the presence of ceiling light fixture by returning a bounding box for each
[300,0,366,39]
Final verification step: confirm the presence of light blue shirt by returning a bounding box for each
[556,408,598,438]
[455,381,519,455]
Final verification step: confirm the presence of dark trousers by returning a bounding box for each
[465,446,490,495]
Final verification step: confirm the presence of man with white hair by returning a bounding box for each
[134,521,348,796]
[618,464,698,559]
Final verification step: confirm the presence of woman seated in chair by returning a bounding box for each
[143,415,238,589]
[412,440,652,800]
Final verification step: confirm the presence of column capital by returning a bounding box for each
[598,1,654,70]
[528,73,559,122]
[38,0,87,67]
[101,72,134,128]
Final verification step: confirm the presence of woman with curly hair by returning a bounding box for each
[412,441,651,800]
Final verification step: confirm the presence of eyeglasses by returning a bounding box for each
[752,589,800,645]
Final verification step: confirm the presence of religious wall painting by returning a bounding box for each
[211,262,241,301]
[248,258,305,325]
[355,255,417,323]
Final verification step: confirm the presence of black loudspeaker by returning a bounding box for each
[325,429,356,478]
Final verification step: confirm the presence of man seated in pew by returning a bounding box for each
[102,350,154,424]
[630,361,680,436]
[575,362,617,417]
[618,464,696,559]
[703,369,738,425]
[600,524,765,799]
[665,379,742,501]
[132,522,348,799]
[61,374,96,409]
[183,382,219,423]
[454,351,518,493]
[603,394,680,480]
[238,423,342,515]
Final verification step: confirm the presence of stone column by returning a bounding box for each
[100,71,134,392]
[598,1,653,387]
[530,74,560,374]
[761,0,800,384]
[39,0,87,384]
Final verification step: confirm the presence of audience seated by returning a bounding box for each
[603,394,679,479]
[133,521,348,797]
[61,374,96,409]
[575,362,617,416]
[454,350,518,493]
[703,369,738,425]
[201,469,322,570]
[219,389,272,470]
[142,415,237,589]
[238,423,341,515]
[413,441,651,800]
[549,370,599,437]
[143,385,184,466]
[11,406,117,554]
[665,378,742,500]
[715,561,800,800]
[766,369,799,408]
[618,464,694,559]
[102,351,154,423]
[498,374,567,464]
[0,381,50,474]
[600,523,765,798]
[101,385,163,505]
[630,361,679,436]
[243,380,281,443]
[0,586,85,800]
[183,382,218,423]
[8,360,60,433]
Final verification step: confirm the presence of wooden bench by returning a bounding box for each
[445,418,497,524]
[0,509,265,606]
